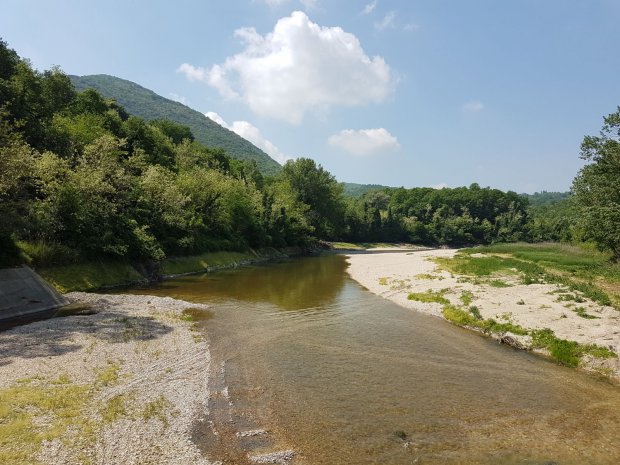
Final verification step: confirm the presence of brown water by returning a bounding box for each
[125,254,620,464]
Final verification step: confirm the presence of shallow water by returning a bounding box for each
[124,254,620,464]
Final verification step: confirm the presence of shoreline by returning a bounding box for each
[0,292,215,465]
[345,248,620,381]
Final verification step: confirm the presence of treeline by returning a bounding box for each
[1,39,617,267]
[0,40,316,266]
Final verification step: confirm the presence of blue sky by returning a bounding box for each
[3,0,620,193]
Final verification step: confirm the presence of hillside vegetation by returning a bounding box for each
[70,74,281,175]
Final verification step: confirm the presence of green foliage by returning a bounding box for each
[407,289,450,305]
[69,74,281,175]
[530,328,616,367]
[573,107,620,260]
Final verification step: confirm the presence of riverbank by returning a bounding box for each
[37,246,311,293]
[345,248,620,380]
[0,293,215,465]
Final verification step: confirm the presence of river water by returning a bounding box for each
[125,254,620,464]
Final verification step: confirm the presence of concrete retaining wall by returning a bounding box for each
[0,265,68,323]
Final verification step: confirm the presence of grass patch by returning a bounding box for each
[436,244,617,309]
[0,381,92,465]
[142,395,171,426]
[101,394,128,423]
[488,279,512,288]
[573,307,599,319]
[95,362,121,387]
[530,328,616,367]
[407,289,450,305]
[378,277,389,286]
[161,251,257,275]
[414,273,444,280]
[39,260,143,293]
[460,290,474,306]
[469,305,482,320]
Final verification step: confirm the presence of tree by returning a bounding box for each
[280,158,345,239]
[572,107,620,260]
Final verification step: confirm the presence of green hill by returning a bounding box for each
[342,182,392,198]
[69,74,281,175]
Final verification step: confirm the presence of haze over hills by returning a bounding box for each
[69,74,282,175]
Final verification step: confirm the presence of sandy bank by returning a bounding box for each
[346,248,620,379]
[0,293,215,465]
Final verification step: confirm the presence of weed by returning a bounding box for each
[96,362,120,387]
[489,279,512,288]
[142,395,171,427]
[530,328,616,367]
[460,290,474,306]
[573,307,599,319]
[469,305,482,320]
[415,273,444,281]
[408,289,450,305]
[516,299,525,305]
[378,277,389,286]
[100,394,128,423]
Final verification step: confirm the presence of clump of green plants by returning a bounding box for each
[460,290,474,306]
[488,279,512,288]
[415,273,444,281]
[142,395,172,427]
[378,277,389,286]
[469,305,482,320]
[573,307,599,319]
[101,394,129,423]
[96,362,121,387]
[516,299,525,305]
[530,328,616,367]
[407,289,450,305]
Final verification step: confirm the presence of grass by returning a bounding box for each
[0,380,93,465]
[95,362,121,387]
[378,277,389,285]
[161,251,257,275]
[407,289,450,305]
[573,307,599,319]
[460,290,474,306]
[434,243,618,309]
[39,260,144,293]
[142,395,171,426]
[101,394,128,423]
[530,328,616,367]
[408,285,615,367]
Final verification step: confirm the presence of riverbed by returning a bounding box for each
[129,254,620,465]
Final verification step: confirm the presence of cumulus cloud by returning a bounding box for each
[328,128,400,156]
[375,11,397,30]
[362,1,377,15]
[432,182,448,189]
[179,11,394,124]
[462,100,484,112]
[205,112,291,164]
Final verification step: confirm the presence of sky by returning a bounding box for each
[2,0,620,193]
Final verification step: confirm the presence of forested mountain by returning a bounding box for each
[342,182,392,198]
[69,74,281,175]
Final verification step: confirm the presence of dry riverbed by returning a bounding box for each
[346,248,620,380]
[0,292,215,465]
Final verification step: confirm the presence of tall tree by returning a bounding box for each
[572,107,620,260]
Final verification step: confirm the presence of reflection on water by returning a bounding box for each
[124,255,620,465]
[147,255,347,310]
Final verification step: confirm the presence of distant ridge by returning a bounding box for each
[69,74,281,175]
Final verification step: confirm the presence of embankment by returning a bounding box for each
[37,247,312,293]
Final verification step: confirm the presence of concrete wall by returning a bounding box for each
[0,265,68,322]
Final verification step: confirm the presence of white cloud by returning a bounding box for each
[328,128,400,156]
[260,0,288,6]
[375,11,397,30]
[168,93,188,105]
[403,22,419,32]
[205,112,291,164]
[181,11,394,124]
[462,100,484,112]
[362,1,377,15]
[299,0,318,10]
[432,182,448,189]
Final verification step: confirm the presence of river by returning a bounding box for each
[124,254,620,464]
